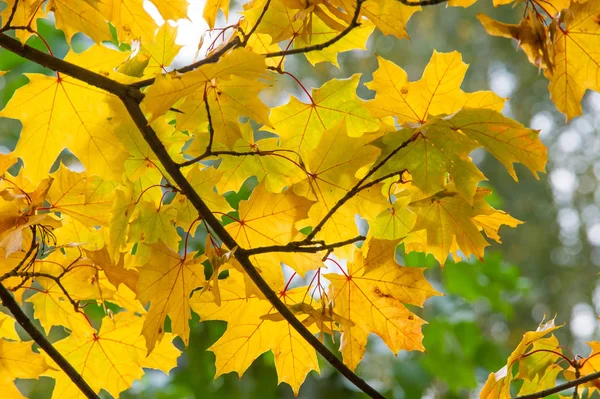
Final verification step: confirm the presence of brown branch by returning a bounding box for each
[0,283,100,399]
[0,33,142,101]
[263,0,364,58]
[397,0,448,5]
[178,148,300,167]
[513,370,600,399]
[120,97,386,399]
[245,235,366,256]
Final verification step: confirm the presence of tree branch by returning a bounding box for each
[397,0,448,5]
[0,0,20,32]
[0,33,142,101]
[263,0,365,58]
[120,97,386,399]
[245,235,366,256]
[0,24,386,399]
[0,283,100,399]
[514,371,600,399]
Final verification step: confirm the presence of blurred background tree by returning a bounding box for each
[1,0,596,397]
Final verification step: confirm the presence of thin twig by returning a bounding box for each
[178,148,300,167]
[264,0,364,58]
[245,235,366,256]
[130,37,242,89]
[397,0,448,5]
[0,0,20,32]
[304,130,418,242]
[0,283,100,399]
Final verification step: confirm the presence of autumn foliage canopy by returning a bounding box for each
[0,0,599,397]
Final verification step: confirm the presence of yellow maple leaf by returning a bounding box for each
[47,165,117,229]
[139,23,183,76]
[0,0,45,42]
[225,182,320,277]
[143,48,267,121]
[191,270,320,394]
[449,109,547,181]
[97,0,158,43]
[176,74,271,148]
[212,122,306,193]
[0,73,127,182]
[48,0,112,44]
[406,184,522,264]
[481,318,561,399]
[48,313,180,398]
[545,0,600,120]
[366,51,504,125]
[136,242,206,352]
[324,239,441,370]
[203,0,230,28]
[294,13,375,67]
[267,74,380,156]
[359,0,420,40]
[0,340,49,399]
[152,0,189,21]
[478,12,552,71]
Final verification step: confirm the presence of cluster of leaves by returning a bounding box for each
[482,318,600,399]
[478,0,600,120]
[0,0,595,397]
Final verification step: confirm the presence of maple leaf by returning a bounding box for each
[359,0,421,40]
[266,74,380,156]
[48,0,113,44]
[137,23,183,76]
[212,122,306,193]
[225,182,321,279]
[325,239,440,370]
[96,0,158,43]
[176,72,271,148]
[544,0,600,120]
[0,340,49,399]
[136,242,206,352]
[478,11,552,71]
[366,51,504,125]
[481,318,561,399]
[191,270,320,394]
[294,13,375,67]
[47,165,118,229]
[0,0,45,42]
[0,69,127,182]
[142,48,267,122]
[48,313,181,399]
[27,249,115,335]
[448,109,547,181]
[405,185,522,264]
[204,0,230,28]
